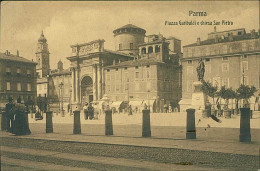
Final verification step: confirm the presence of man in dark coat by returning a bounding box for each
[88,103,94,120]
[5,97,15,132]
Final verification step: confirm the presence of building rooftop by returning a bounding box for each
[0,51,36,64]
[113,24,146,34]
[50,69,71,76]
[184,30,260,48]
[105,57,164,69]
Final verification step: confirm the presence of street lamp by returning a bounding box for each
[147,89,150,110]
[59,82,64,116]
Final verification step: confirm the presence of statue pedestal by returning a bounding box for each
[191,81,206,110]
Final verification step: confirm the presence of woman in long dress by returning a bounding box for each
[11,98,31,135]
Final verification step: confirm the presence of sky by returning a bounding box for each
[1,1,259,69]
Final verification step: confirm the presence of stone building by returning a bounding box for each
[0,50,37,108]
[180,27,260,111]
[105,32,182,112]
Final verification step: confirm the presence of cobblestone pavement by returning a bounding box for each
[1,137,258,171]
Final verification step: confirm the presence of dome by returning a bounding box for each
[38,31,47,43]
[113,24,146,35]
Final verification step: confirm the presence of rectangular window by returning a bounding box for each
[222,63,229,72]
[6,67,11,73]
[222,78,229,87]
[6,82,11,90]
[135,72,139,79]
[17,68,21,73]
[187,66,193,75]
[106,74,110,81]
[27,83,31,91]
[241,61,248,70]
[27,69,31,75]
[205,58,210,62]
[241,55,248,59]
[222,57,228,61]
[17,82,21,91]
[106,85,111,92]
[187,60,192,64]
[130,43,133,50]
[119,43,122,50]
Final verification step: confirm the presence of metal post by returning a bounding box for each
[105,110,113,135]
[186,108,196,139]
[142,109,151,137]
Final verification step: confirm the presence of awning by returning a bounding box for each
[110,101,123,109]
[129,100,143,108]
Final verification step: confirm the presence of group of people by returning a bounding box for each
[83,102,95,120]
[4,97,31,135]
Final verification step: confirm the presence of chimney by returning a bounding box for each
[214,26,217,32]
[228,33,233,41]
[17,50,19,57]
[214,35,219,43]
[196,37,201,45]
[250,29,256,38]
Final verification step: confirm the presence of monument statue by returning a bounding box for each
[196,58,205,81]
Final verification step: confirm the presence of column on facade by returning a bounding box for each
[75,68,79,103]
[71,67,75,103]
[101,66,105,97]
[97,64,102,100]
[93,64,97,101]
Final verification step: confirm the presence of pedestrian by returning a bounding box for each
[128,105,133,115]
[83,102,89,120]
[168,104,172,113]
[88,103,94,120]
[217,101,221,117]
[5,97,15,132]
[11,97,31,135]
[144,103,148,110]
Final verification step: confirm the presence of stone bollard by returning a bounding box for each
[186,109,196,139]
[46,111,53,133]
[73,110,81,134]
[239,108,251,142]
[105,110,113,135]
[142,109,151,137]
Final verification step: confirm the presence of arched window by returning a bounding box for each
[148,46,153,53]
[141,47,146,54]
[155,45,160,53]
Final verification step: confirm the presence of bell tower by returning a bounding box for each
[35,31,50,78]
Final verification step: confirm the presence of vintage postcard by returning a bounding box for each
[0,1,259,170]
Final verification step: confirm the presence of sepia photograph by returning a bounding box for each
[0,1,259,170]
